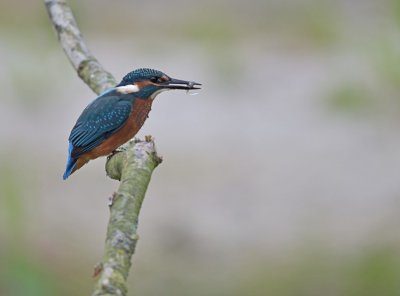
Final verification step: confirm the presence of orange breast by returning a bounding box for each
[83,98,153,161]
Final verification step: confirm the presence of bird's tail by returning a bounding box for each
[63,142,76,180]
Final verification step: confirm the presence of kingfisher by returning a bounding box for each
[63,68,201,180]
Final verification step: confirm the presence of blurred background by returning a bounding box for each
[1,0,400,295]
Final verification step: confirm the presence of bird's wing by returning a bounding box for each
[68,93,132,158]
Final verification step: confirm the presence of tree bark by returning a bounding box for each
[93,139,162,296]
[45,0,115,94]
[45,1,161,295]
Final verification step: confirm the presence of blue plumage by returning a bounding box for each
[68,92,133,158]
[63,89,133,179]
[117,68,165,86]
[63,142,76,180]
[62,68,201,180]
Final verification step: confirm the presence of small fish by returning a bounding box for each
[186,81,199,95]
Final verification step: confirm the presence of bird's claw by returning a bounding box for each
[107,144,129,160]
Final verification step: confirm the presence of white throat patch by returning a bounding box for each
[150,88,169,100]
[116,84,140,94]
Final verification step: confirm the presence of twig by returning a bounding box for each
[45,1,162,295]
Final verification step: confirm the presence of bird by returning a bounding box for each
[63,68,201,180]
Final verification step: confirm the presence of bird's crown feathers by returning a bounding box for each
[117,68,165,86]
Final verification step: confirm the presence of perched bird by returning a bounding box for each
[63,68,201,180]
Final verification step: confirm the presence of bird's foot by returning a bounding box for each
[107,144,128,160]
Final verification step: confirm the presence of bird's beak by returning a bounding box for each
[161,78,202,90]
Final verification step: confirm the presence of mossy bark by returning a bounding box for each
[92,139,162,296]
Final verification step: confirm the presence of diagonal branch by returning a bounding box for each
[45,0,115,94]
[45,1,162,295]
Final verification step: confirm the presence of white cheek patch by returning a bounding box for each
[150,88,169,100]
[116,84,140,94]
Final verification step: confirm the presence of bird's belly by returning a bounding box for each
[86,98,152,159]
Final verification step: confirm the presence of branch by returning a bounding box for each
[45,0,115,94]
[45,1,162,295]
[93,139,162,295]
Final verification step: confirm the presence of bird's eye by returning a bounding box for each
[150,77,164,83]
[150,77,160,83]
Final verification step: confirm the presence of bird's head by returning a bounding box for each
[115,68,201,99]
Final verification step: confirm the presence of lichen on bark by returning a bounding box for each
[93,139,162,296]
